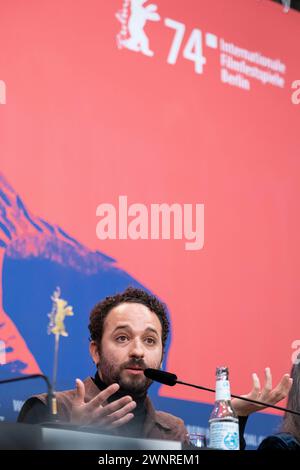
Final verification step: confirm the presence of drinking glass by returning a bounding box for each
[188,433,207,448]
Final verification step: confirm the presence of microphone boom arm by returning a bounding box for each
[176,380,300,416]
[144,369,300,417]
[0,373,57,418]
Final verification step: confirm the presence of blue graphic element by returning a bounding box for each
[224,431,239,450]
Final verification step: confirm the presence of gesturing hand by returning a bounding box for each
[231,367,293,416]
[70,379,136,428]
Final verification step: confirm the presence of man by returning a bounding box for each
[18,287,187,442]
[18,287,292,445]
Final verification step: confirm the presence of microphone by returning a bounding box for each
[145,368,177,386]
[0,373,57,419]
[144,368,300,417]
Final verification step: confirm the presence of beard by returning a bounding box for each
[98,355,154,398]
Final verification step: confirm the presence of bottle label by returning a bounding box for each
[216,380,231,401]
[209,421,240,450]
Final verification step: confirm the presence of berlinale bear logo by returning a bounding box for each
[116,0,160,57]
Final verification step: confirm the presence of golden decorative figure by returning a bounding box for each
[48,287,74,337]
[47,287,74,394]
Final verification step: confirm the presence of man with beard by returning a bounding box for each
[18,287,292,445]
[18,287,187,441]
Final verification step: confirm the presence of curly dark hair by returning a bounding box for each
[89,286,169,352]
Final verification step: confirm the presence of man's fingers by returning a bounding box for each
[97,400,137,425]
[87,383,120,410]
[97,395,135,417]
[234,369,293,416]
[269,374,293,403]
[277,374,293,394]
[263,367,272,393]
[74,378,85,405]
[109,412,135,429]
[250,372,261,397]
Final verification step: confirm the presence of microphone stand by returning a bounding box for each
[0,374,58,420]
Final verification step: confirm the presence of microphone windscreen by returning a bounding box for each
[144,368,177,386]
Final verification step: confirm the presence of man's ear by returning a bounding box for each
[89,341,100,365]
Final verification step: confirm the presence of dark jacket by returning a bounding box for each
[258,432,300,450]
[18,376,189,444]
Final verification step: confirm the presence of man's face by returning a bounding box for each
[90,302,163,397]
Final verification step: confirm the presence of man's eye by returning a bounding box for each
[145,337,156,345]
[116,335,128,342]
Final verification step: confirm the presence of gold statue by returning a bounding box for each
[47,287,74,395]
[48,287,73,337]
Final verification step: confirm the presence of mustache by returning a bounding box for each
[121,358,148,370]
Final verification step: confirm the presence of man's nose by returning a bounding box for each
[129,338,145,358]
